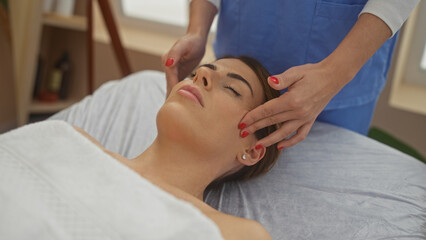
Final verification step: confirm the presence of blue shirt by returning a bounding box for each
[213,0,398,110]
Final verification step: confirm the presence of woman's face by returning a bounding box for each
[157,58,265,160]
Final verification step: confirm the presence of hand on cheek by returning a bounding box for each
[238,62,346,150]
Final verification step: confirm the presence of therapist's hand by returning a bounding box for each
[239,13,391,150]
[239,61,350,150]
[162,33,207,96]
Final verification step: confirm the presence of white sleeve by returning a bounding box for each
[359,0,420,37]
[190,0,220,10]
[206,0,220,10]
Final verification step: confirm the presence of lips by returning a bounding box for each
[177,85,204,107]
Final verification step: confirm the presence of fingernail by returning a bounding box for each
[269,76,279,85]
[165,58,174,67]
[278,146,284,151]
[241,131,249,138]
[255,144,263,150]
[238,123,246,129]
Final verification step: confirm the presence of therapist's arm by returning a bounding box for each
[186,0,218,38]
[322,13,392,85]
[361,0,420,37]
[238,13,392,149]
[162,0,217,96]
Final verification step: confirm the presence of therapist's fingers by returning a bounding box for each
[254,120,303,148]
[163,60,179,97]
[238,66,306,130]
[162,42,188,96]
[161,38,188,68]
[239,96,290,130]
[276,120,314,149]
[240,109,297,137]
[162,35,206,97]
[162,47,184,78]
[164,68,179,97]
[268,66,305,91]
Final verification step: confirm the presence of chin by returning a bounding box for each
[156,95,238,156]
[156,100,203,146]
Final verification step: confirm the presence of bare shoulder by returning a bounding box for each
[240,218,272,240]
[207,210,272,240]
[72,126,104,149]
[72,126,130,164]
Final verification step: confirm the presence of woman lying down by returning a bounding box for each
[0,56,280,240]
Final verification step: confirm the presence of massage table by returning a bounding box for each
[48,70,426,239]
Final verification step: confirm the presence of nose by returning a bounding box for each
[193,68,212,90]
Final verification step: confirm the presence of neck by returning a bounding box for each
[128,136,223,200]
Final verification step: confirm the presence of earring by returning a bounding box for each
[242,154,247,160]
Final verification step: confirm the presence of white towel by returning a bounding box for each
[0,120,223,240]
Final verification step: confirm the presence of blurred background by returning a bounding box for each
[0,0,425,161]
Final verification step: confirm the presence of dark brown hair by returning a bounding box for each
[206,55,281,191]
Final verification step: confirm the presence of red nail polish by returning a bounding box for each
[241,131,249,138]
[269,76,279,85]
[238,123,246,129]
[255,144,263,150]
[278,146,284,151]
[165,58,174,67]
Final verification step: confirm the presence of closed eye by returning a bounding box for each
[224,85,241,97]
[191,70,241,97]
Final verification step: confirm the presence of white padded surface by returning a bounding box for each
[0,120,223,240]
[50,70,426,240]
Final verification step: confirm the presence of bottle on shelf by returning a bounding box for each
[40,51,71,102]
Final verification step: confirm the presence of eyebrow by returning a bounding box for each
[199,64,254,96]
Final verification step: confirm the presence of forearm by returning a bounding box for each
[360,0,420,37]
[323,13,392,87]
[187,0,217,40]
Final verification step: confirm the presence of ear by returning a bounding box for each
[238,145,266,166]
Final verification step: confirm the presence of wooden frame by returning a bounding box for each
[10,0,43,125]
[88,0,131,93]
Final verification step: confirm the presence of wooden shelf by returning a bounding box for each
[43,13,87,31]
[10,0,88,125]
[30,99,80,114]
